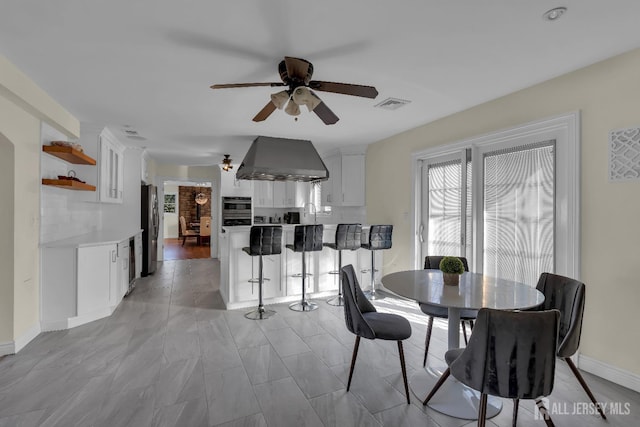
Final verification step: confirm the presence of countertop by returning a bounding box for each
[41,228,143,248]
[221,224,373,233]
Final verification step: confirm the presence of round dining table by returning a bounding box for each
[381,269,545,420]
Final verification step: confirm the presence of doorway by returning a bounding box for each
[162,180,213,260]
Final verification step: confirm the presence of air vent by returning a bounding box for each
[374,97,411,110]
[124,130,139,135]
[126,135,147,141]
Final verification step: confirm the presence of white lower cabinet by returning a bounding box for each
[77,243,118,317]
[41,231,141,331]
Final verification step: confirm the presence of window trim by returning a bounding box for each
[411,111,580,279]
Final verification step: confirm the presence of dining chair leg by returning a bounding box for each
[563,357,607,419]
[182,235,186,246]
[478,393,488,427]
[512,398,519,427]
[423,316,434,367]
[536,399,555,427]
[347,336,361,391]
[462,320,468,345]
[397,341,410,404]
[422,367,450,405]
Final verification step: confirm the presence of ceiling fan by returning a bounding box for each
[211,56,378,125]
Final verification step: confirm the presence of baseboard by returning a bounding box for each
[578,354,640,393]
[0,340,14,356]
[0,322,43,356]
[14,322,42,353]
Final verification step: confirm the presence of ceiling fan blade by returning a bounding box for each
[309,81,378,99]
[252,101,277,122]
[211,82,285,89]
[309,92,339,125]
[284,57,312,82]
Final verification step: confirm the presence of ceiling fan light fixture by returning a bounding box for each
[284,99,301,116]
[270,91,290,109]
[222,154,233,171]
[292,87,321,112]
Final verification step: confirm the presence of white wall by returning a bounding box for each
[163,184,179,238]
[1,53,80,352]
[367,48,640,378]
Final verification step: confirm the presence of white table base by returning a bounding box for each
[410,366,502,420]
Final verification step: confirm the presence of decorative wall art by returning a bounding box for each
[609,126,640,181]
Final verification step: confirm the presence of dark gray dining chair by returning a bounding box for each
[341,264,412,404]
[420,255,476,366]
[423,308,560,427]
[533,272,607,419]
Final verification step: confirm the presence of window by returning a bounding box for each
[310,182,331,214]
[414,112,580,283]
[164,193,176,213]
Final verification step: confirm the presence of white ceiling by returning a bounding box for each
[2,1,640,165]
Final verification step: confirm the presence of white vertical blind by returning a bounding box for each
[427,159,462,256]
[483,141,555,286]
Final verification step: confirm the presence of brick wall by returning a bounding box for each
[178,186,212,231]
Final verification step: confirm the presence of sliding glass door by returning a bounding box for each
[416,113,579,285]
[481,141,555,286]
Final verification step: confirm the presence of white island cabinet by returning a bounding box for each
[219,225,381,310]
[41,229,142,331]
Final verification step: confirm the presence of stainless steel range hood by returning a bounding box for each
[236,136,329,182]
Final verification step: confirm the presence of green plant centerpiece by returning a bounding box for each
[439,256,465,286]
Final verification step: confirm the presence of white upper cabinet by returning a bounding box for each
[321,153,365,206]
[98,128,125,203]
[220,166,253,197]
[254,181,274,207]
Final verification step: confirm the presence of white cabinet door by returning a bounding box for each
[254,181,274,207]
[320,156,339,205]
[273,181,287,207]
[229,233,255,301]
[118,240,130,300]
[77,244,117,316]
[134,232,142,279]
[98,128,125,204]
[220,167,253,197]
[341,154,365,206]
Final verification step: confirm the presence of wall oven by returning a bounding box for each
[222,196,252,226]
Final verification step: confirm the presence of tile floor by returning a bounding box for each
[0,258,638,426]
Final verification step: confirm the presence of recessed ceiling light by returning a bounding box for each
[543,7,567,21]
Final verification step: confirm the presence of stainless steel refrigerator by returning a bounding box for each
[141,184,159,276]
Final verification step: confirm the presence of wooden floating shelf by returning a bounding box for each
[42,144,96,165]
[42,179,96,191]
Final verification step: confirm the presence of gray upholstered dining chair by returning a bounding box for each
[420,255,476,366]
[533,272,607,419]
[423,308,560,427]
[341,264,412,404]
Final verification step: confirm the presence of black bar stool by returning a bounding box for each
[361,225,393,300]
[286,224,323,312]
[242,225,282,320]
[324,224,362,306]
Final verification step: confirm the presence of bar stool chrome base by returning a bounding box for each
[289,300,319,312]
[245,307,277,320]
[326,294,344,306]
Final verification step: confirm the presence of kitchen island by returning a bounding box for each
[219,224,381,310]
